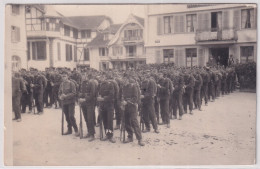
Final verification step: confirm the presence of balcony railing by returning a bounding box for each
[195,28,238,42]
[122,36,143,41]
[109,55,146,61]
[27,30,61,38]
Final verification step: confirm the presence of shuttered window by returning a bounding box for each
[164,16,174,34]
[174,15,185,33]
[234,9,241,30]
[157,17,163,35]
[222,10,230,29]
[12,5,20,15]
[74,46,77,62]
[186,14,197,32]
[66,44,72,61]
[57,42,61,61]
[27,42,30,60]
[11,26,20,42]
[241,8,255,29]
[84,48,90,61]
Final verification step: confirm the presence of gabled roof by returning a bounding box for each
[132,15,144,26]
[103,24,122,34]
[88,33,110,47]
[61,15,112,30]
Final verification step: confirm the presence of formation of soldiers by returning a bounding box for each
[12,63,237,146]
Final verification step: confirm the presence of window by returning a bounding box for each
[12,56,21,71]
[241,9,255,29]
[73,28,78,39]
[113,46,123,56]
[12,5,20,15]
[186,14,197,32]
[211,12,222,32]
[81,31,86,38]
[11,26,20,43]
[64,25,70,36]
[74,46,77,62]
[84,48,90,61]
[126,46,136,57]
[27,42,30,60]
[163,49,174,63]
[240,46,254,63]
[99,48,107,56]
[124,29,143,40]
[65,44,72,61]
[186,48,197,67]
[32,41,46,60]
[164,16,173,34]
[46,18,57,31]
[26,7,44,31]
[57,42,61,61]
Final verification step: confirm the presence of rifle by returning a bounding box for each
[120,102,126,142]
[98,106,104,140]
[79,105,83,139]
[61,104,64,135]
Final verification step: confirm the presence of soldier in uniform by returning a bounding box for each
[59,71,79,136]
[97,73,116,143]
[140,73,159,133]
[53,70,63,108]
[44,68,53,108]
[193,71,203,111]
[114,76,124,130]
[21,71,34,113]
[33,70,45,114]
[201,68,210,106]
[12,72,26,122]
[183,71,195,114]
[122,76,145,146]
[157,73,173,128]
[78,72,98,141]
[172,73,185,120]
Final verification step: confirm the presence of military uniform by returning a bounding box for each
[12,73,26,121]
[59,76,78,135]
[33,73,45,113]
[122,79,144,146]
[193,73,203,110]
[183,73,195,114]
[172,74,185,120]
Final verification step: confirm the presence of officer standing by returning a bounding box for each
[122,77,145,146]
[97,73,116,143]
[12,72,26,122]
[33,70,45,114]
[59,71,79,136]
[78,72,98,141]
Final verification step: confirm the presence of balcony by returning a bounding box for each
[109,55,146,62]
[27,30,61,38]
[122,36,144,44]
[195,28,238,43]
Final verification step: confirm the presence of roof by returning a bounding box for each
[43,5,62,18]
[132,15,144,27]
[61,15,112,30]
[88,33,110,47]
[103,24,122,34]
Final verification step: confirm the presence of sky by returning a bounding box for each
[54,5,146,24]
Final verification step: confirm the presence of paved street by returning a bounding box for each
[13,91,256,166]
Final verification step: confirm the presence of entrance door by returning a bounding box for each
[210,48,229,67]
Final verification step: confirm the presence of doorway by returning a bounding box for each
[209,47,229,67]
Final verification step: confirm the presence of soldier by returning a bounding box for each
[157,73,173,128]
[59,71,79,136]
[21,71,34,113]
[33,70,45,114]
[208,68,215,102]
[12,72,26,122]
[122,76,145,146]
[140,73,159,133]
[78,72,98,141]
[172,73,185,120]
[44,68,53,108]
[53,70,63,108]
[193,71,203,111]
[97,73,116,143]
[183,71,195,114]
[114,76,124,130]
[201,68,210,106]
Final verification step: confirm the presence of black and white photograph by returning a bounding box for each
[3,2,257,167]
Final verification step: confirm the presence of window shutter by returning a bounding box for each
[16,27,20,42]
[233,9,241,30]
[170,16,174,33]
[74,46,77,62]
[174,15,179,33]
[179,48,185,67]
[57,42,61,61]
[223,10,230,29]
[197,13,203,31]
[155,50,161,63]
[175,49,179,66]
[179,15,185,32]
[70,45,72,60]
[204,13,210,31]
[157,16,163,35]
[254,8,257,28]
[198,48,205,66]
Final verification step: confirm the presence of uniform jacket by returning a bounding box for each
[58,80,76,105]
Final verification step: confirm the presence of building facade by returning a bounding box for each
[145,4,257,67]
[5,4,27,71]
[88,14,145,71]
[25,5,112,71]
